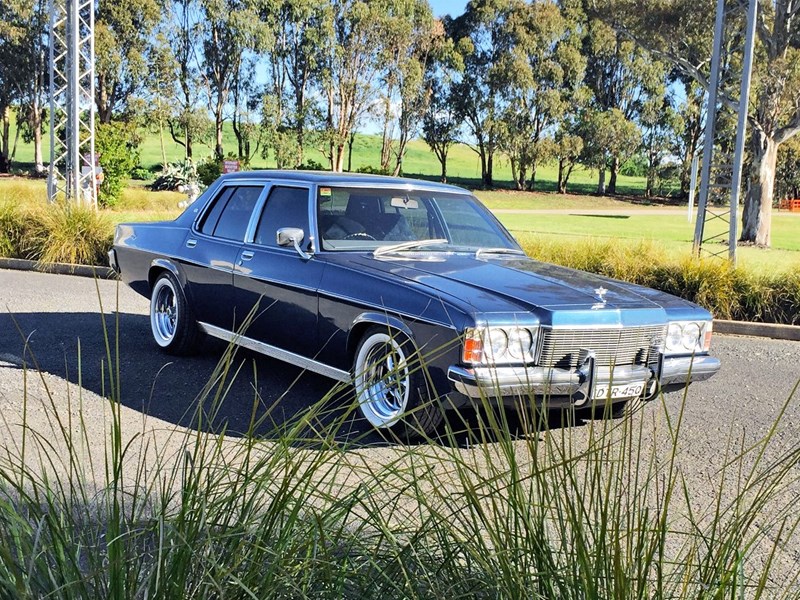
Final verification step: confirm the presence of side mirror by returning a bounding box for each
[276,227,312,260]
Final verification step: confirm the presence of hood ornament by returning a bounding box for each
[592,286,608,310]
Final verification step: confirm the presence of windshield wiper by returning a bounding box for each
[373,238,449,257]
[475,247,526,259]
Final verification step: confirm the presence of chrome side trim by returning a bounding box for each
[198,322,351,383]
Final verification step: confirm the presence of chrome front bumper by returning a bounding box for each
[447,353,721,408]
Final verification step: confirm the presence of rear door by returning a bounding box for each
[182,183,266,329]
[233,184,326,357]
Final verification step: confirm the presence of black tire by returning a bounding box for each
[149,271,201,355]
[353,326,443,439]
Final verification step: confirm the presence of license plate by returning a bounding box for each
[593,383,645,400]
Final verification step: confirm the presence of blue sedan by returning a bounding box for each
[110,171,720,437]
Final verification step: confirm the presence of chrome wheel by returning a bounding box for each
[354,332,410,428]
[151,276,178,347]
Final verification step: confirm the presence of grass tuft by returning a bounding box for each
[30,201,113,266]
[1,295,800,598]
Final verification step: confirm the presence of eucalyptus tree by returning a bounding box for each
[422,32,463,183]
[447,0,514,187]
[639,76,680,197]
[157,0,204,159]
[493,0,585,190]
[374,0,440,175]
[317,0,390,172]
[200,0,260,159]
[578,107,641,194]
[591,0,800,245]
[553,129,583,193]
[582,17,664,194]
[0,0,47,171]
[95,0,160,123]
[258,0,324,168]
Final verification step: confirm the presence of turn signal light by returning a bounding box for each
[463,336,483,363]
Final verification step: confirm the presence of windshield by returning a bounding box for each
[317,186,520,252]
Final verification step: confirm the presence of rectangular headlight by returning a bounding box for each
[665,320,712,355]
[462,326,539,365]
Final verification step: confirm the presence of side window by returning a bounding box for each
[202,186,262,241]
[199,186,234,235]
[254,186,310,247]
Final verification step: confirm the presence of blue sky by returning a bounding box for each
[428,0,467,18]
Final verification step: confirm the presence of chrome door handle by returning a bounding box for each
[241,251,254,260]
[186,239,197,248]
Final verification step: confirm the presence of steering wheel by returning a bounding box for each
[343,232,377,241]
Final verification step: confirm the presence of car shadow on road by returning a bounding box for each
[1,310,588,450]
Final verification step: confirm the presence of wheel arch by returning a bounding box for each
[148,259,186,298]
[346,313,416,366]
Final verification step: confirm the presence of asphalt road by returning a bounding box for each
[2,268,800,590]
[1,268,799,439]
[0,268,355,439]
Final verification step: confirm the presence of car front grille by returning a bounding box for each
[537,325,667,370]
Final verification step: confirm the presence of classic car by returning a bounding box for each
[109,171,720,437]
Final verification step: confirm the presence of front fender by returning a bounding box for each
[346,312,417,360]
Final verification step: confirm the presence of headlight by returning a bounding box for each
[665,320,712,355]
[463,326,538,365]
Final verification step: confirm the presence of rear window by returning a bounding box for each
[199,185,263,241]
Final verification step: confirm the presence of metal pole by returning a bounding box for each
[87,0,97,208]
[728,0,758,264]
[692,0,727,254]
[688,154,699,223]
[68,0,80,203]
[47,0,57,203]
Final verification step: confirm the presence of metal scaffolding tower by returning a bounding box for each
[47,0,97,207]
[692,0,757,264]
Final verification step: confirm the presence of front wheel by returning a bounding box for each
[150,271,200,355]
[353,326,443,439]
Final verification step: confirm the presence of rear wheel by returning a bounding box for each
[353,326,443,438]
[150,271,200,355]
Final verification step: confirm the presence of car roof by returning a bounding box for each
[217,170,469,194]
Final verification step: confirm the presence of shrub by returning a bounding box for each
[30,201,113,265]
[356,164,392,175]
[96,122,140,208]
[149,161,200,191]
[129,165,152,181]
[518,235,800,325]
[296,159,325,171]
[196,156,224,186]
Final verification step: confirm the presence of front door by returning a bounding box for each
[233,185,325,357]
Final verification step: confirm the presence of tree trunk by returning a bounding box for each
[510,158,520,190]
[557,158,565,194]
[347,132,355,172]
[741,132,777,246]
[597,167,606,195]
[33,113,43,172]
[334,144,346,172]
[441,155,447,183]
[1,106,9,156]
[527,165,536,192]
[608,156,618,195]
[485,152,493,188]
[186,127,193,160]
[215,117,224,160]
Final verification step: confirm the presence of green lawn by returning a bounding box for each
[3,177,798,273]
[7,110,651,195]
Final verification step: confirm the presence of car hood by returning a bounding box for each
[354,253,681,323]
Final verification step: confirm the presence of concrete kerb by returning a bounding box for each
[0,257,117,280]
[1,258,798,342]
